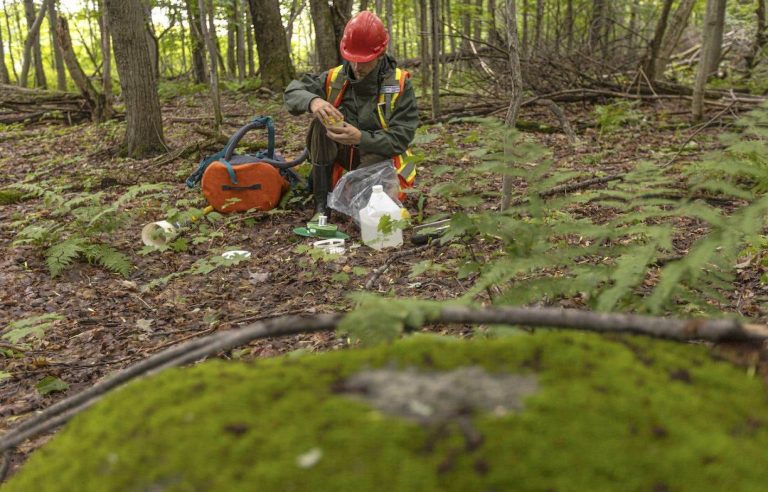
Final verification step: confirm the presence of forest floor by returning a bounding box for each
[1,87,767,473]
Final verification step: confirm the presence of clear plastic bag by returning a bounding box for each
[328,160,402,224]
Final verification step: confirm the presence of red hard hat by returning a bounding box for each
[339,11,389,63]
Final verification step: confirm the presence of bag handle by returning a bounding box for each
[224,116,275,161]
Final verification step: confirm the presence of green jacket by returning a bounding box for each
[284,55,419,163]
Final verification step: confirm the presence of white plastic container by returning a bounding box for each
[359,185,404,250]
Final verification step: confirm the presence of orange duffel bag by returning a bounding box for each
[186,116,307,213]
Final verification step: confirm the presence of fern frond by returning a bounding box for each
[84,244,131,277]
[46,238,86,277]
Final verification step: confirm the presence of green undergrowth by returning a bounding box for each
[5,334,768,491]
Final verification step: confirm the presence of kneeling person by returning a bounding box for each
[284,11,419,218]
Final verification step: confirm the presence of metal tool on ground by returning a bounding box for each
[293,214,349,240]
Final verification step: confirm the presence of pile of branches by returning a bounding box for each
[0,84,93,125]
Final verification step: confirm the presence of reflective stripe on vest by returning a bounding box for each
[324,65,416,188]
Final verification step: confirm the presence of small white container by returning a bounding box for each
[141,221,177,247]
[359,185,404,250]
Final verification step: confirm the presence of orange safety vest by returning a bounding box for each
[324,65,417,191]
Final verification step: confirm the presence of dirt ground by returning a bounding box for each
[1,89,767,473]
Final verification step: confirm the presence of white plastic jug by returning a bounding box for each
[359,185,404,250]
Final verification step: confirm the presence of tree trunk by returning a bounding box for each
[430,0,440,118]
[247,0,295,90]
[654,0,696,79]
[461,0,470,54]
[375,0,382,16]
[186,0,207,84]
[3,0,18,82]
[489,0,500,44]
[443,0,453,55]
[565,0,573,52]
[0,9,9,84]
[24,0,47,88]
[47,0,66,90]
[227,0,236,75]
[534,0,543,50]
[419,0,430,98]
[474,0,483,41]
[746,0,766,72]
[200,0,222,129]
[386,0,394,56]
[501,0,523,211]
[20,0,49,88]
[104,0,165,157]
[236,0,245,81]
[56,16,104,121]
[521,0,528,57]
[308,0,352,69]
[703,0,727,77]
[642,0,674,81]
[588,0,605,55]
[285,0,305,50]
[692,0,727,121]
[142,2,160,81]
[100,0,113,119]
[243,0,254,76]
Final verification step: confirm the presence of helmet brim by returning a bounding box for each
[340,44,384,63]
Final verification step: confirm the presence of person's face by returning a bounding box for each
[351,58,379,79]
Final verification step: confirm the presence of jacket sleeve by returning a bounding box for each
[358,78,419,156]
[283,71,328,115]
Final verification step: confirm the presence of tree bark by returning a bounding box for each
[534,0,543,50]
[3,0,18,82]
[746,0,767,72]
[243,0,254,76]
[142,2,160,81]
[19,0,49,88]
[47,0,66,90]
[0,8,9,84]
[308,0,352,69]
[654,0,696,79]
[501,0,523,211]
[236,0,245,81]
[24,0,46,88]
[186,0,207,84]
[419,0,430,98]
[588,0,605,56]
[386,0,394,56]
[692,0,727,121]
[200,0,222,129]
[247,0,295,90]
[642,0,674,82]
[431,0,440,117]
[227,0,236,75]
[100,0,113,119]
[104,0,165,157]
[56,16,104,121]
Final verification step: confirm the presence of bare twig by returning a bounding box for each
[365,243,436,289]
[509,174,625,207]
[662,101,738,167]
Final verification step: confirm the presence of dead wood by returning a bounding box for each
[0,83,91,123]
[509,174,625,207]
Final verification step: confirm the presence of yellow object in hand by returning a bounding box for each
[323,115,344,128]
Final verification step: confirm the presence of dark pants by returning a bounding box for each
[306,119,358,181]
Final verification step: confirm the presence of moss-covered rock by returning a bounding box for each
[5,333,768,491]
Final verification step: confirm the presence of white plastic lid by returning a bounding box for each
[372,185,383,193]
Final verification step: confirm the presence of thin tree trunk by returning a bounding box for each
[227,0,236,75]
[521,0,528,57]
[489,0,499,44]
[375,0,382,16]
[3,0,18,82]
[247,0,295,90]
[200,0,222,129]
[285,0,305,50]
[244,0,254,76]
[461,0,470,54]
[143,2,159,81]
[588,0,605,55]
[534,0,543,51]
[386,0,394,56]
[48,0,65,90]
[104,0,165,157]
[431,0,440,117]
[25,0,46,88]
[236,0,245,81]
[443,0,452,55]
[20,0,49,88]
[180,11,188,75]
[419,0,430,98]
[627,1,637,57]
[186,0,207,83]
[360,0,369,10]
[654,0,696,79]
[100,0,113,118]
[0,7,9,84]
[474,0,482,41]
[56,16,104,120]
[746,0,766,72]
[501,0,523,211]
[642,0,674,81]
[693,0,727,121]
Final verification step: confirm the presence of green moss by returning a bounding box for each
[5,333,768,491]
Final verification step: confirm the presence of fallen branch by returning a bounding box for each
[1,306,766,456]
[365,243,437,289]
[509,174,625,207]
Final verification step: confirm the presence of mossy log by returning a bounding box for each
[5,334,768,491]
[0,84,92,124]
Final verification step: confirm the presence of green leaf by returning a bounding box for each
[46,238,86,277]
[36,376,70,396]
[0,371,11,384]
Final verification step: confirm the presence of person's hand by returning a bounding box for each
[309,98,344,126]
[326,123,362,145]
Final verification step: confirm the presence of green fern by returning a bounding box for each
[84,244,132,277]
[46,238,86,277]
[1,313,64,344]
